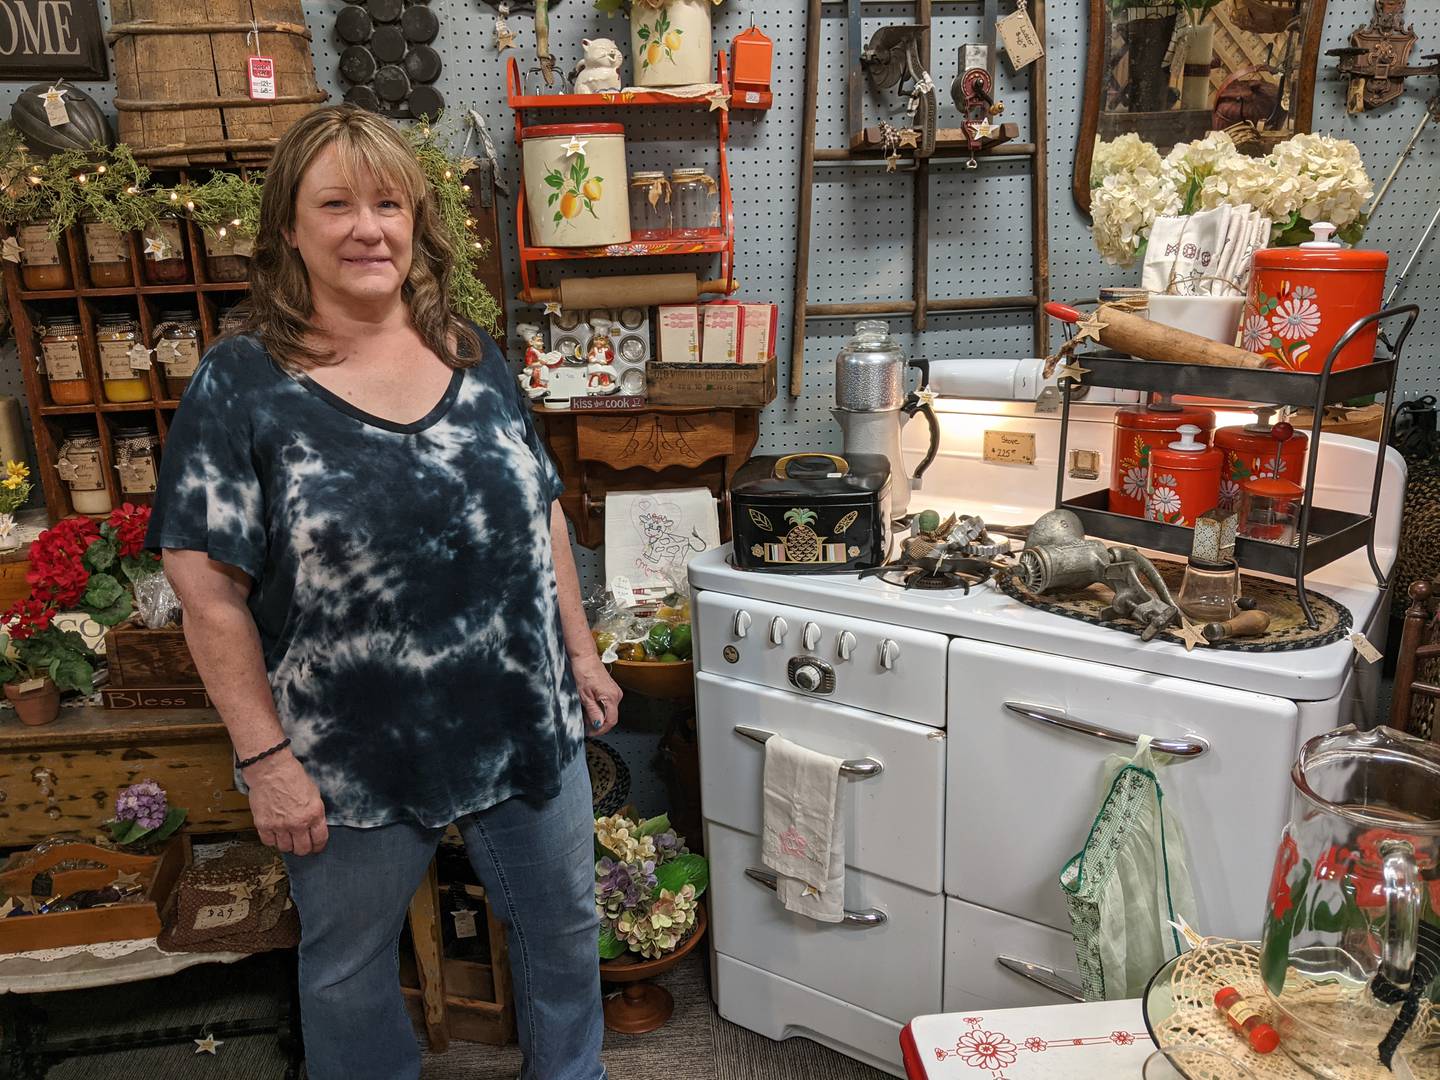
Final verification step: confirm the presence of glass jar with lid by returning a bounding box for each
[55,428,112,515]
[81,217,132,288]
[154,310,202,400]
[95,313,151,403]
[111,423,161,507]
[217,303,249,336]
[38,317,92,405]
[628,171,673,239]
[16,223,71,290]
[140,217,190,285]
[670,168,719,237]
[201,227,252,283]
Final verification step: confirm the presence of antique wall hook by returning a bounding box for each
[1328,0,1440,113]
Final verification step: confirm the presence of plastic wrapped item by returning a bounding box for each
[133,570,182,629]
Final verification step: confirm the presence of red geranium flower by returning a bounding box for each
[106,502,152,558]
[1315,845,1354,882]
[3,597,57,640]
[1268,833,1300,921]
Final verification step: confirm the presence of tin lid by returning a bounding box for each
[1253,222,1388,271]
[43,317,81,332]
[671,167,714,181]
[631,170,667,181]
[113,423,156,439]
[1117,403,1215,431]
[523,123,624,139]
[732,453,891,499]
[158,310,198,325]
[97,313,136,327]
[1244,476,1303,498]
[1167,425,1207,453]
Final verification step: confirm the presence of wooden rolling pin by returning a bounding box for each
[524,274,735,308]
[1203,609,1272,643]
[1046,303,1267,370]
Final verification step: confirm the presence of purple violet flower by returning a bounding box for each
[115,780,167,831]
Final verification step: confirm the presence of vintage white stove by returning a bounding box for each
[689,393,1406,1077]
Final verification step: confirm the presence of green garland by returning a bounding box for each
[0,120,500,334]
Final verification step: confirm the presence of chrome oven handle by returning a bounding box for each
[996,955,1085,1002]
[733,725,883,778]
[744,868,887,927]
[1002,702,1209,758]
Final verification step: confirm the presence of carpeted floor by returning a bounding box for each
[24,949,889,1079]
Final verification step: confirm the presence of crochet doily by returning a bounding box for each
[1152,941,1440,1079]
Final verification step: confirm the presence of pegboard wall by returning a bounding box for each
[1,0,1437,556]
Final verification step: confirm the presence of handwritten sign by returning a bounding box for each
[0,0,108,80]
[997,5,1044,72]
[983,429,1037,465]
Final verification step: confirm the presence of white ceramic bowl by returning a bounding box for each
[1148,293,1246,345]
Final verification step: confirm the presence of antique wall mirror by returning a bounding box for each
[1074,0,1328,213]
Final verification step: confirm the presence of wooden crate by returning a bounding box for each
[103,619,203,710]
[646,358,777,407]
[0,836,189,953]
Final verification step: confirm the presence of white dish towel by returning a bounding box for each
[760,735,846,923]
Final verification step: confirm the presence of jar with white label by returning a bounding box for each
[82,217,132,288]
[39,317,92,405]
[95,313,151,403]
[155,311,201,399]
[112,423,160,507]
[670,168,720,237]
[55,430,112,515]
[140,217,190,285]
[201,228,252,283]
[16,222,71,291]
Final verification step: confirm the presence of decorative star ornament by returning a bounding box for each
[41,85,66,107]
[1,237,21,263]
[915,386,938,408]
[193,1034,224,1055]
[706,89,730,112]
[1072,311,1109,344]
[111,870,142,888]
[885,152,901,173]
[457,155,479,176]
[542,301,563,316]
[896,128,920,149]
[560,136,588,158]
[224,881,256,901]
[143,235,171,260]
[494,23,516,51]
[160,339,185,364]
[1174,617,1209,653]
[1054,360,1091,384]
[972,120,996,140]
[127,343,154,369]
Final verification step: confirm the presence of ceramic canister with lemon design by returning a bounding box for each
[630,0,713,87]
[522,123,632,248]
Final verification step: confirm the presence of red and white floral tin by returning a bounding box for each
[1108,401,1216,518]
[1145,424,1223,527]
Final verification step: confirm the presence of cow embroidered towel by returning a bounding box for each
[761,734,846,923]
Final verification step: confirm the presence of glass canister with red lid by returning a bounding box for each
[1108,396,1216,518]
[1145,424,1222,527]
[1214,408,1308,512]
[1240,222,1387,372]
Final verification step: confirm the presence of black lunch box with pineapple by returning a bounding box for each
[729,453,892,573]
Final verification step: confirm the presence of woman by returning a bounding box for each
[147,105,621,1080]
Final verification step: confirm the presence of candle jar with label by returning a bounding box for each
[671,169,720,237]
[154,311,202,399]
[39,317,92,405]
[55,430,112,515]
[111,423,160,507]
[95,313,151,403]
[16,223,71,291]
[201,228,252,283]
[628,172,673,239]
[81,217,133,288]
[140,218,190,285]
[218,304,248,336]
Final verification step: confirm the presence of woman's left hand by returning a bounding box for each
[572,654,622,737]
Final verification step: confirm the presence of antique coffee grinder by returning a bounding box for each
[833,320,940,520]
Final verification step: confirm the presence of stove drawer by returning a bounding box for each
[705,821,943,1024]
[943,897,1083,1014]
[696,672,945,892]
[946,639,1298,939]
[694,592,947,726]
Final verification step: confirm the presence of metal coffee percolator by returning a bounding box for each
[833,321,940,519]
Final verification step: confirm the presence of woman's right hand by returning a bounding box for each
[244,750,329,856]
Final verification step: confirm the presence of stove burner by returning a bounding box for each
[872,559,995,592]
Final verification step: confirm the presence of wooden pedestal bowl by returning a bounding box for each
[598,902,707,1034]
[606,658,695,700]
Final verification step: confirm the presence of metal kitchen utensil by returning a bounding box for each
[860,24,936,156]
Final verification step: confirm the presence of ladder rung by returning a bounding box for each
[1410,682,1440,699]
[815,144,1036,164]
[807,296,1038,318]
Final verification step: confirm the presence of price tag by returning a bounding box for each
[997,5,1044,71]
[41,85,69,126]
[1349,632,1382,664]
[983,429,1037,465]
[248,56,277,100]
[611,575,638,609]
[452,908,478,939]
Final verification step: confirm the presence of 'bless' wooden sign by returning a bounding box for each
[0,0,107,80]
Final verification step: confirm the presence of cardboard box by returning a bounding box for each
[645,357,777,406]
[739,303,777,364]
[657,305,700,364]
[700,301,742,364]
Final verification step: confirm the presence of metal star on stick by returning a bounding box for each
[1,237,21,263]
[193,1034,224,1055]
[1072,311,1109,344]
[1174,617,1209,652]
[706,89,730,112]
[560,136,588,158]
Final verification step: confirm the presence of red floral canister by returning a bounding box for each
[1109,399,1216,518]
[1240,222,1387,373]
[1146,425,1222,527]
[1214,411,1308,512]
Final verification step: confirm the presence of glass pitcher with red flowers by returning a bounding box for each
[1259,726,1440,1077]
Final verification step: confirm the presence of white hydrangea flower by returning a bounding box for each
[1091,133,1162,188]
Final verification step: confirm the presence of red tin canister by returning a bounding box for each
[1214,412,1308,512]
[1109,400,1216,518]
[1241,222,1388,373]
[1146,425,1222,527]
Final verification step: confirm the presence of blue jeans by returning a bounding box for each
[283,752,605,1080]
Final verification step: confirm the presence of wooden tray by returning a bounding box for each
[0,836,190,953]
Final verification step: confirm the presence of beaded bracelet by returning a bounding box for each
[236,737,292,770]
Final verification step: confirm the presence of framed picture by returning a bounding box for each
[0,0,109,81]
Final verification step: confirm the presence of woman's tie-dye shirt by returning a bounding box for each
[146,331,583,828]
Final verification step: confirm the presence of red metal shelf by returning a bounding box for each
[506,59,728,109]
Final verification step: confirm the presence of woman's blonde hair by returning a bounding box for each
[246,105,480,370]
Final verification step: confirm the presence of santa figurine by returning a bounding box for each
[585,319,618,393]
[516,323,556,400]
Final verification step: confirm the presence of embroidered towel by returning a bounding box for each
[761,735,846,923]
[1142,207,1230,295]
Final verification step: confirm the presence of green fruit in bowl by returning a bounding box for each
[646,624,672,656]
[669,624,692,659]
[659,652,681,663]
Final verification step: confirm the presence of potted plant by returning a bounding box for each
[595,0,723,87]
[0,460,31,554]
[27,504,162,628]
[104,779,187,851]
[0,596,98,725]
[594,812,709,1032]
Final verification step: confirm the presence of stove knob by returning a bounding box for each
[793,663,823,692]
[733,610,752,638]
[836,631,857,661]
[879,639,900,671]
[802,622,821,651]
[769,616,789,645]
